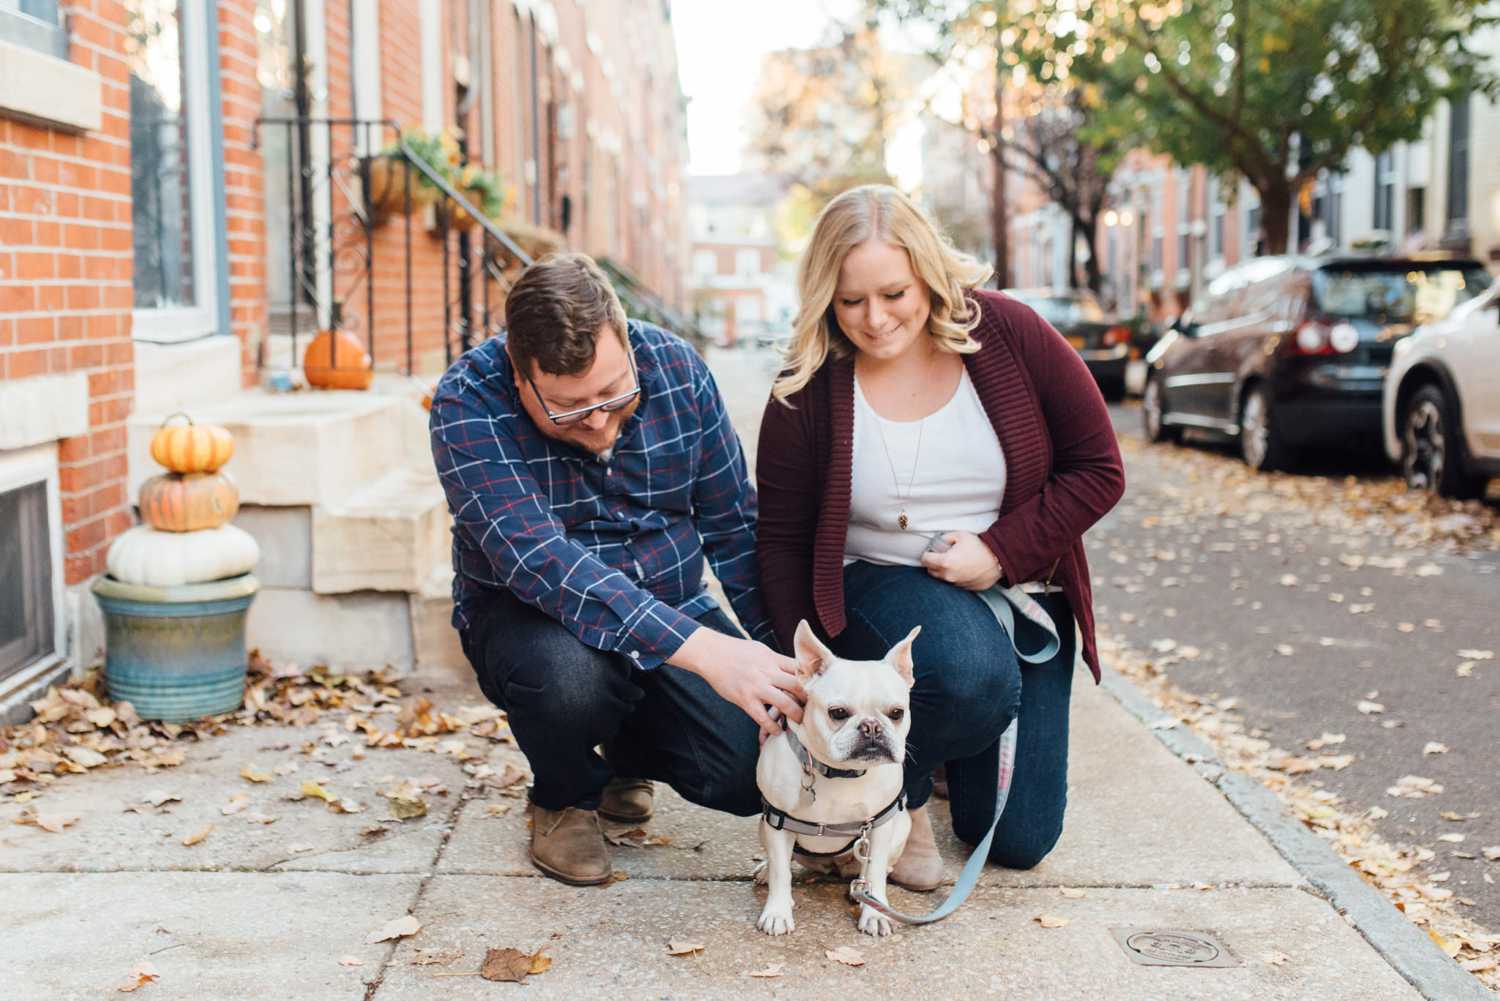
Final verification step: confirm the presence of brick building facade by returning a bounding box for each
[0,0,690,716]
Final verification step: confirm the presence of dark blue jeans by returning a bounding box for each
[834,562,1076,870]
[459,588,762,816]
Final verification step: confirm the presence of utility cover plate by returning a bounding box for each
[1110,928,1240,968]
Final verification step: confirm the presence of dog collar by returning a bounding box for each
[783,718,867,780]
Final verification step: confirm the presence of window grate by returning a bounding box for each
[0,480,55,684]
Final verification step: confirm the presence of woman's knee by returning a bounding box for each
[917,626,1021,730]
[987,817,1065,871]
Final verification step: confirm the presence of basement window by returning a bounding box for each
[0,479,56,685]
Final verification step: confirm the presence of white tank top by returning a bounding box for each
[845,367,1008,567]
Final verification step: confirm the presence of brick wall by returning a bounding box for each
[0,0,135,585]
[217,0,268,386]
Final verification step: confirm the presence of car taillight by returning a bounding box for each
[1289,319,1359,356]
[1104,324,1130,347]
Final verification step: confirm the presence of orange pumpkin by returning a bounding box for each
[139,472,240,533]
[303,329,374,390]
[149,413,234,474]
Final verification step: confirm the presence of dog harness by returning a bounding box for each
[760,717,907,859]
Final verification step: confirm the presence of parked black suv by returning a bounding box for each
[1142,255,1493,470]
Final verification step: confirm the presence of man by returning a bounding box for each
[429,252,803,886]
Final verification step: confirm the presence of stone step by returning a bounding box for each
[246,586,415,673]
[312,469,451,594]
[409,568,468,680]
[128,389,406,509]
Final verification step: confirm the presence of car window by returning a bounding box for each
[1015,294,1105,327]
[1313,265,1493,325]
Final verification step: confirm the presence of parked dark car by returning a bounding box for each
[1142,254,1493,471]
[1005,287,1132,400]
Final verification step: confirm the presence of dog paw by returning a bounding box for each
[757,905,795,936]
[857,904,894,938]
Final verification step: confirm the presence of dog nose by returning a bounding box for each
[858,718,880,738]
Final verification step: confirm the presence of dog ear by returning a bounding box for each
[793,619,834,678]
[884,625,921,688]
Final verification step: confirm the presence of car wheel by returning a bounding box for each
[1142,375,1178,443]
[1239,385,1290,472]
[1401,385,1487,500]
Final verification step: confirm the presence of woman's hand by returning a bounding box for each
[920,531,1003,591]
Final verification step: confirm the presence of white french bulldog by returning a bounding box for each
[755,619,918,938]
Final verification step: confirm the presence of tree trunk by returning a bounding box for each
[989,2,1009,285]
[1257,176,1294,255]
[1067,217,1080,288]
[1079,216,1103,295]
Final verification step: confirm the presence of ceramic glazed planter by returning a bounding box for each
[91,573,259,722]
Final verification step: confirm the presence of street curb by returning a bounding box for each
[1098,666,1491,1001]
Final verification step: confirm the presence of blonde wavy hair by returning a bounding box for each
[772,184,993,401]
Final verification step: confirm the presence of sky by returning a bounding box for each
[671,0,856,176]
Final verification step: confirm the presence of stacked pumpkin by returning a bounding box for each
[106,414,261,588]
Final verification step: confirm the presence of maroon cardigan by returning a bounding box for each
[755,289,1125,682]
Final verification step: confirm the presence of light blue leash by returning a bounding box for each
[850,584,1061,925]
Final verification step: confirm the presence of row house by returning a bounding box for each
[685,172,794,347]
[0,0,691,720]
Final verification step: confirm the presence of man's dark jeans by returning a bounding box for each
[459,588,762,816]
[833,562,1076,870]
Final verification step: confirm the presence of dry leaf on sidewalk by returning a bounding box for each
[825,946,865,967]
[1422,742,1450,756]
[480,948,534,982]
[299,780,335,803]
[16,810,78,834]
[1059,887,1087,899]
[221,794,250,816]
[240,764,272,783]
[747,963,784,978]
[180,824,213,846]
[410,946,462,966]
[1263,950,1291,966]
[1033,914,1070,928]
[116,961,159,992]
[666,940,704,956]
[367,914,421,944]
[389,796,427,820]
[338,956,363,967]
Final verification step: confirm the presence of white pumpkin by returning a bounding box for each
[106,524,260,587]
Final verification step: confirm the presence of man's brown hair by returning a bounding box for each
[504,252,628,377]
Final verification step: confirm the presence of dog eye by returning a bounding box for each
[827,706,851,721]
[886,707,905,720]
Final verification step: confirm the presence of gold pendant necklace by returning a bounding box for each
[874,413,924,531]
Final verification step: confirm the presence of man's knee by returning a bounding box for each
[478,624,635,732]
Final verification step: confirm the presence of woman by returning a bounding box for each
[755,185,1124,890]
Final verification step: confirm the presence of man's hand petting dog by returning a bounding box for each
[755,620,918,938]
[920,530,1002,591]
[670,626,805,739]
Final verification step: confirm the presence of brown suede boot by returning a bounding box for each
[529,805,612,886]
[599,778,655,823]
[890,804,944,892]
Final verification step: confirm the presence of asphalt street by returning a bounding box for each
[1097,398,1500,932]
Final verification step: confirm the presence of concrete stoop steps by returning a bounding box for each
[126,387,465,678]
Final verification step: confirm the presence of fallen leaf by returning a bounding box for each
[748,963,784,978]
[367,914,421,944]
[482,803,511,818]
[240,765,272,784]
[1428,928,1462,958]
[64,746,108,768]
[1387,775,1444,799]
[480,947,534,982]
[1306,732,1346,751]
[1275,644,1295,657]
[825,945,866,967]
[528,951,552,975]
[1034,914,1070,928]
[1456,662,1475,678]
[666,940,705,956]
[1263,950,1291,966]
[338,956,363,967]
[25,811,80,834]
[1457,649,1494,660]
[221,793,251,816]
[1481,846,1500,861]
[141,790,181,809]
[1423,742,1450,756]
[1059,887,1087,899]
[389,796,427,820]
[116,961,159,992]
[1357,700,1385,715]
[1438,833,1466,844]
[86,707,118,727]
[410,946,462,966]
[300,780,335,803]
[181,824,213,846]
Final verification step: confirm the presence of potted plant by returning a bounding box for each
[448,165,506,233]
[364,129,456,221]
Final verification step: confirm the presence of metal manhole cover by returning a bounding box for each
[1110,928,1240,968]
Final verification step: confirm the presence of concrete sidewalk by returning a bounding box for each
[5,664,1486,1000]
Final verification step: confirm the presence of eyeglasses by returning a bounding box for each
[523,348,641,426]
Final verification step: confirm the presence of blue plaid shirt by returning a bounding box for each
[429,321,773,667]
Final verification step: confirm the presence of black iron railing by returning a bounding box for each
[252,116,535,378]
